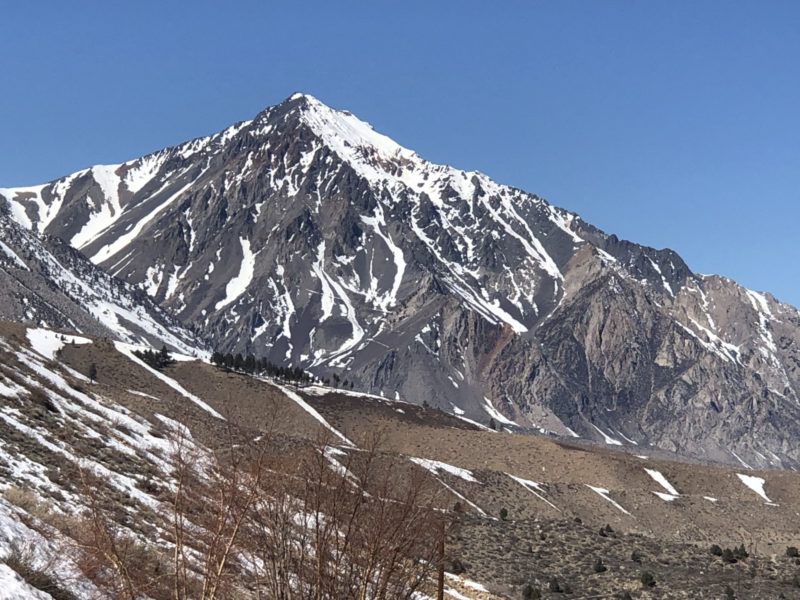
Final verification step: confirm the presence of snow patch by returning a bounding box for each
[644,468,680,496]
[25,328,90,360]
[114,342,223,419]
[652,491,678,502]
[590,423,623,446]
[410,457,479,483]
[736,473,774,504]
[586,485,631,515]
[215,237,256,310]
[507,473,559,511]
[0,241,29,270]
[271,382,354,447]
[482,397,516,426]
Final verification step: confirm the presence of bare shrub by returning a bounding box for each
[4,486,45,514]
[71,425,449,599]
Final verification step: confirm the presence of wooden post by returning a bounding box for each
[437,518,445,600]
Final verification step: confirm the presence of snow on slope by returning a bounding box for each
[591,423,623,446]
[91,178,200,264]
[0,329,226,598]
[0,214,203,355]
[360,202,406,311]
[644,468,680,501]
[0,562,54,600]
[215,237,257,310]
[114,342,223,419]
[482,397,516,426]
[409,457,480,483]
[0,241,28,270]
[70,165,124,248]
[0,184,47,230]
[26,328,90,360]
[586,485,631,516]
[296,93,567,333]
[737,473,774,504]
[507,473,559,511]
[271,382,354,447]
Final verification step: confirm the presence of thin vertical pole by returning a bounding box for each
[437,518,445,600]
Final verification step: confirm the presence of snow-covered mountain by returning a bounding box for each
[2,93,800,467]
[0,205,204,354]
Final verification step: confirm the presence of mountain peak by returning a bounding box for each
[273,93,415,168]
[3,94,800,471]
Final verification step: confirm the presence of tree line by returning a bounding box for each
[132,344,355,391]
[210,351,312,385]
[133,345,176,370]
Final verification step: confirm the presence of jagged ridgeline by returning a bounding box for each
[2,93,800,468]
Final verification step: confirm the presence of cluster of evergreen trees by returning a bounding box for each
[133,345,175,370]
[327,372,354,390]
[210,351,312,385]
[710,543,749,563]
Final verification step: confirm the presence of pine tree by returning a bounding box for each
[158,344,173,368]
[640,570,656,587]
[522,584,541,600]
[721,548,737,563]
[593,558,607,573]
[734,543,748,560]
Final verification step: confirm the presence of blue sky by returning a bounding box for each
[2,2,799,304]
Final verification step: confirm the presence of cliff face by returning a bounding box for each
[2,93,799,467]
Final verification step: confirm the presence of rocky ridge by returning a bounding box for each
[2,94,799,468]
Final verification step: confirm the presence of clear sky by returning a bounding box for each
[2,2,799,305]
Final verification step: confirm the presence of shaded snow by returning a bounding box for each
[590,423,623,446]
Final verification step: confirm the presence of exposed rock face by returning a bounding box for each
[2,93,799,467]
[0,207,202,354]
